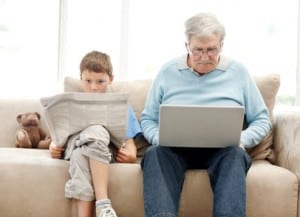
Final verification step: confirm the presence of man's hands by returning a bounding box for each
[115,138,137,163]
[49,141,64,159]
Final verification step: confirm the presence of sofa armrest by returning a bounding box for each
[273,106,300,179]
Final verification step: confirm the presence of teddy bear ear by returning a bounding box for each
[16,114,23,123]
[35,112,41,120]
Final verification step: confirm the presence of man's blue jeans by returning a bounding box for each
[141,146,252,217]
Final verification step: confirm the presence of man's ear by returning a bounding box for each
[219,40,224,51]
[185,42,189,53]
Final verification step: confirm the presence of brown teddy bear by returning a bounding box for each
[15,112,51,149]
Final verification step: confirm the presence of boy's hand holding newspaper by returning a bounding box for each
[49,141,64,159]
[116,138,137,163]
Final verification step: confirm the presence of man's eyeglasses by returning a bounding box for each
[189,47,220,57]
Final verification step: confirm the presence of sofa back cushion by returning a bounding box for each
[64,74,280,161]
[246,74,280,162]
[0,99,49,147]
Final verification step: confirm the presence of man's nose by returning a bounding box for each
[200,53,210,60]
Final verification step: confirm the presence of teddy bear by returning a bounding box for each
[15,112,51,149]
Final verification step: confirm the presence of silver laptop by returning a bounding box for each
[158,104,244,148]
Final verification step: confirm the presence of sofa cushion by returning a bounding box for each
[253,74,280,124]
[64,74,280,161]
[0,99,49,148]
[246,74,280,163]
[0,148,297,217]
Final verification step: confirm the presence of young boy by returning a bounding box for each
[49,51,142,217]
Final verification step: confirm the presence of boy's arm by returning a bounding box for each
[115,138,137,163]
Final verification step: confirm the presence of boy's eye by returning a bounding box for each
[97,80,107,84]
[83,79,108,85]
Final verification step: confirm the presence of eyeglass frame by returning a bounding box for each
[187,43,222,57]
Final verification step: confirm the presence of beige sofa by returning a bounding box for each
[0,74,300,217]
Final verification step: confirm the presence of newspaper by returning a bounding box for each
[40,92,128,148]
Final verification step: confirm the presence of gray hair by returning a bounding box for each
[184,13,225,43]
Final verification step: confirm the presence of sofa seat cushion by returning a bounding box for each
[246,161,298,217]
[0,147,72,217]
[179,160,298,217]
[108,163,144,217]
[0,147,297,217]
[0,147,145,217]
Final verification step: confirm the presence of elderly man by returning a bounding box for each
[140,13,271,217]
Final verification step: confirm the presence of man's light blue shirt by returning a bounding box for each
[140,55,271,148]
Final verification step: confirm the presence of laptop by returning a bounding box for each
[158,104,245,148]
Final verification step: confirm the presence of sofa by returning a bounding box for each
[0,74,299,217]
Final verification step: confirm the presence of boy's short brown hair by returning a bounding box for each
[80,51,113,78]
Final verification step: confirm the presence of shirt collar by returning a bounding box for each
[178,54,231,72]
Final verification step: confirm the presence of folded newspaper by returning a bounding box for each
[40,92,128,148]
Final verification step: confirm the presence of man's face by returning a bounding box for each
[80,70,113,93]
[186,34,222,75]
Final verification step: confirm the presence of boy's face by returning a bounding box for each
[80,70,113,93]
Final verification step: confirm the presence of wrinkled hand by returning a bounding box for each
[115,139,137,163]
[49,141,64,159]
